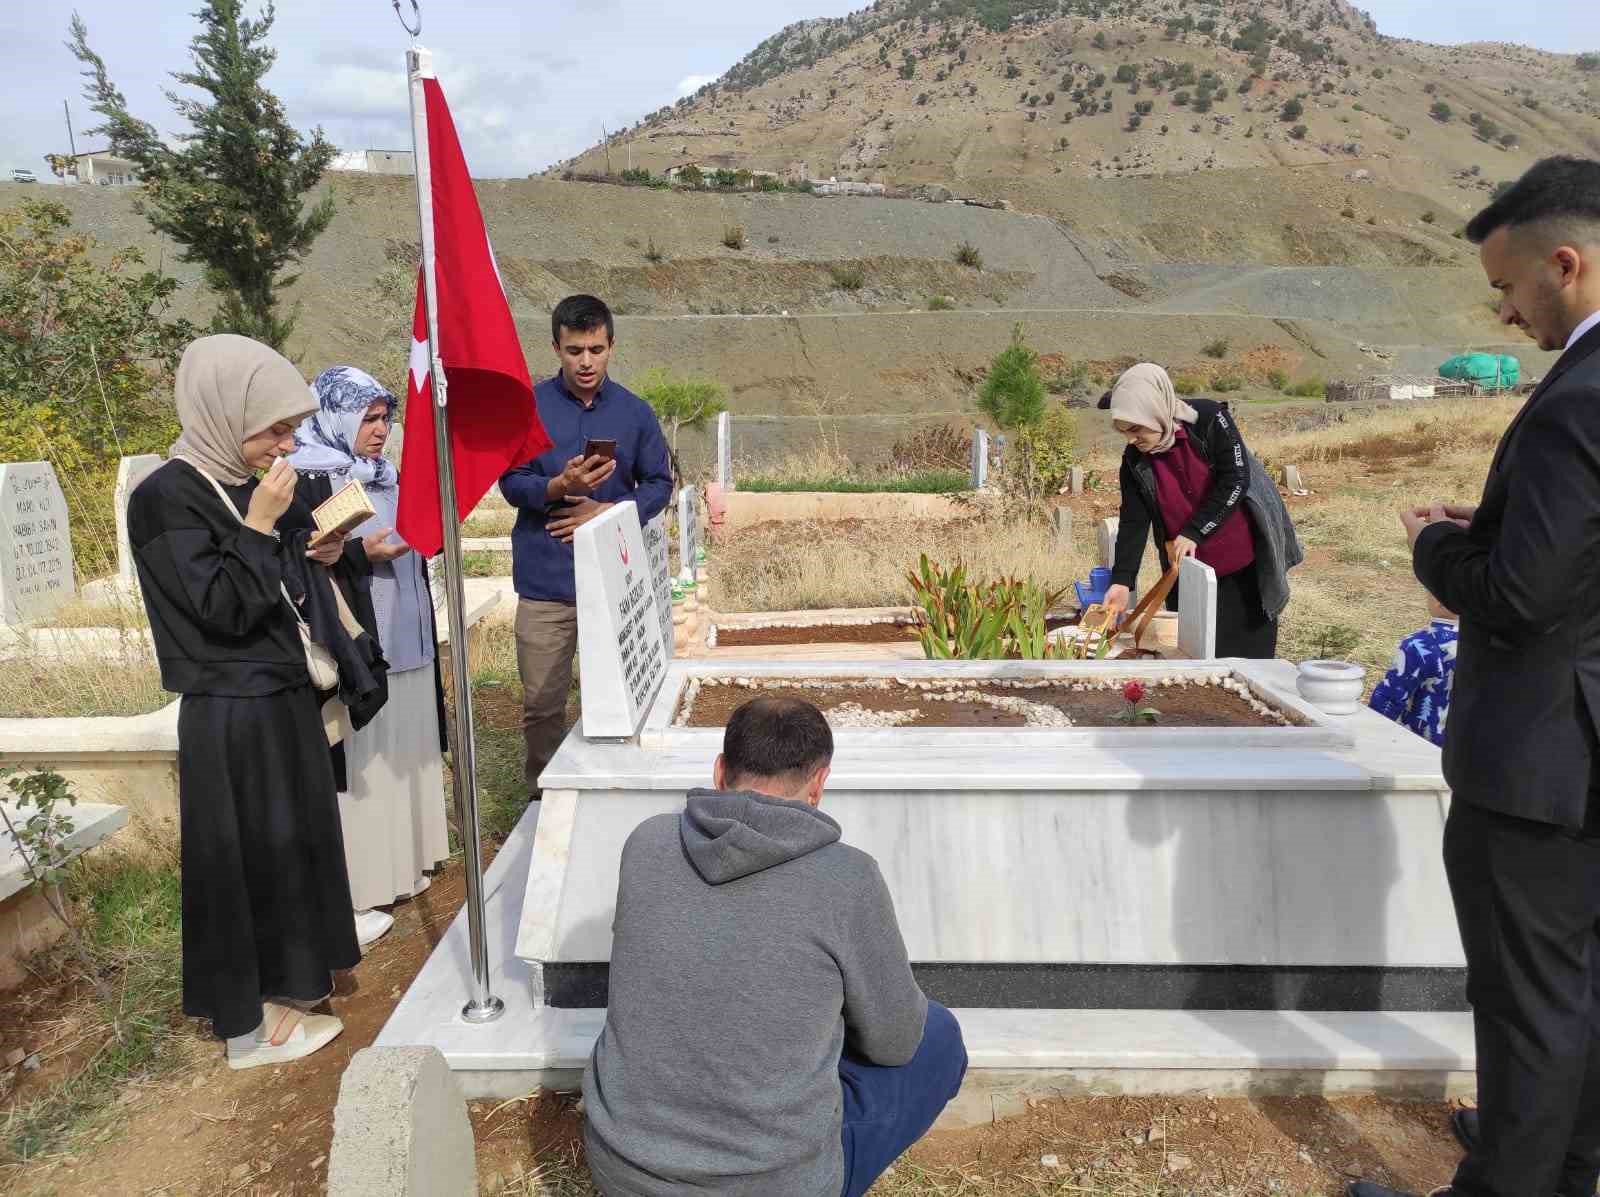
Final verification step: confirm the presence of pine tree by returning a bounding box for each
[69,2,336,350]
[977,324,1046,430]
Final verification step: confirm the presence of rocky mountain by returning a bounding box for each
[557,0,1599,204]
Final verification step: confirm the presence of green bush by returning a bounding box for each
[1214,375,1244,392]
[722,225,745,250]
[1290,124,1309,140]
[1202,336,1230,359]
[928,295,955,311]
[1286,378,1327,398]
[978,324,1046,430]
[1281,98,1304,121]
[1267,368,1289,391]
[1420,211,1437,224]
[644,238,665,263]
[1012,402,1079,497]
[1172,376,1201,395]
[954,241,983,269]
[1431,100,1453,122]
[828,262,866,290]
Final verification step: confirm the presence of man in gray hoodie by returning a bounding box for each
[582,696,967,1197]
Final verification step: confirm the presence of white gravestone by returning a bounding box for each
[0,462,77,625]
[1096,517,1119,570]
[114,454,163,583]
[970,428,989,489]
[1177,556,1218,660]
[677,486,700,584]
[1069,464,1085,496]
[573,501,667,738]
[716,411,732,490]
[643,508,674,663]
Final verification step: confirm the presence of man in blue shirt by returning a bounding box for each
[499,295,673,799]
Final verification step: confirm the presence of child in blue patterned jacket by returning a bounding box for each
[1368,592,1458,747]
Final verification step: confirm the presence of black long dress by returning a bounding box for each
[128,459,362,1039]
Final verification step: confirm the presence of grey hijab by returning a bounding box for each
[169,335,317,484]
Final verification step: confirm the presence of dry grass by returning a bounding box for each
[464,509,518,537]
[30,595,150,630]
[0,654,168,718]
[709,512,1090,613]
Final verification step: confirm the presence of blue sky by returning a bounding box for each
[1,1,1591,181]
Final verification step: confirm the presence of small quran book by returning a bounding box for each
[312,479,376,539]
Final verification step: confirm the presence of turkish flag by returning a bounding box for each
[396,70,551,558]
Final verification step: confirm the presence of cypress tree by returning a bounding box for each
[69,2,336,350]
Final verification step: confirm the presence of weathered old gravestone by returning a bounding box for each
[573,501,667,737]
[1096,517,1119,570]
[1177,556,1218,660]
[1051,506,1073,545]
[643,508,674,663]
[970,429,990,489]
[114,454,164,583]
[1068,465,1085,496]
[716,411,732,491]
[0,462,77,625]
[677,486,700,584]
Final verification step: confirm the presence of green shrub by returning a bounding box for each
[1267,369,1289,391]
[1202,336,1230,359]
[1420,211,1437,224]
[1172,376,1201,395]
[1286,378,1327,398]
[928,295,955,311]
[1431,100,1453,122]
[828,262,865,290]
[722,225,745,250]
[644,238,665,263]
[977,324,1046,430]
[1214,375,1243,392]
[1290,124,1309,140]
[954,241,983,269]
[1281,98,1304,121]
[1012,402,1079,497]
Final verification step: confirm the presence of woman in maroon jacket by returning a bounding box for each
[1100,363,1293,658]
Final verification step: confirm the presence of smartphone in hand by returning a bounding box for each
[583,438,618,463]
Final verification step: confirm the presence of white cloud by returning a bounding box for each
[675,74,716,97]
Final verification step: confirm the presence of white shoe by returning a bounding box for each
[411,875,431,896]
[354,908,395,947]
[226,1014,344,1070]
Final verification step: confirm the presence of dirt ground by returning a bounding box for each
[471,1089,1473,1196]
[683,676,1290,728]
[0,858,485,1197]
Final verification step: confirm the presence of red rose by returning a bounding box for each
[1122,680,1147,705]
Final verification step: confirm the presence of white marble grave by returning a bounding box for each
[643,508,673,663]
[677,487,700,584]
[1177,556,1218,660]
[1096,516,1119,570]
[715,411,732,490]
[114,454,163,583]
[0,462,77,625]
[573,501,667,738]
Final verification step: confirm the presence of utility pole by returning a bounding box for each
[601,123,613,175]
[64,100,77,157]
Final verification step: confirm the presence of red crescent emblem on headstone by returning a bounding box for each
[618,524,629,565]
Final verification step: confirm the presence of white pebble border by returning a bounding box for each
[673,673,1294,729]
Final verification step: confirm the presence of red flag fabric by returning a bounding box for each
[396,74,551,558]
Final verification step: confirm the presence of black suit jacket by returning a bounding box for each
[1414,320,1600,829]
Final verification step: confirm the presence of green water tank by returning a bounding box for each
[1439,352,1521,389]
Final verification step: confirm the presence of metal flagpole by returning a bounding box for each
[399,0,503,1024]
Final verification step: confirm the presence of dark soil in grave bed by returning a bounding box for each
[682,678,1297,729]
[714,615,1077,647]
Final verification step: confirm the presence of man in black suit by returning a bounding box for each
[1348,157,1600,1197]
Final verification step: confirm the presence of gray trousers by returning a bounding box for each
[515,598,577,797]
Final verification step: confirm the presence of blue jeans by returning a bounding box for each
[839,1001,968,1197]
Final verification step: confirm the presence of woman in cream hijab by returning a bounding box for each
[127,335,363,1070]
[1100,363,1299,658]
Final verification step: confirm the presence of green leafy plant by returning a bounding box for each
[69,5,336,350]
[1009,402,1079,501]
[906,555,1066,660]
[1172,375,1201,395]
[1286,378,1327,398]
[954,241,984,269]
[928,294,955,311]
[1214,375,1244,392]
[1202,336,1230,359]
[1,767,114,1000]
[1115,679,1161,724]
[1267,368,1289,391]
[634,369,727,481]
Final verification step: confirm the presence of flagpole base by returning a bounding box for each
[461,995,506,1025]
